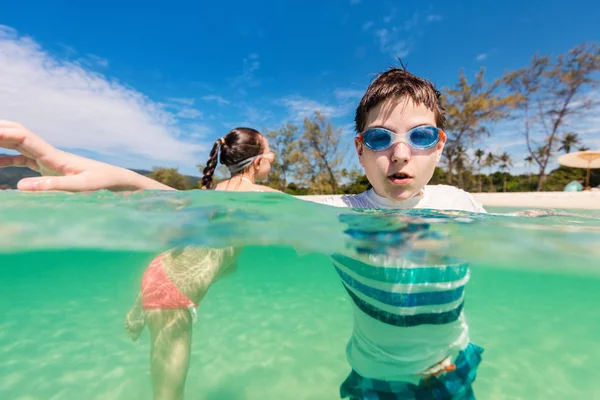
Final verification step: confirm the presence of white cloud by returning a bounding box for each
[476,53,488,62]
[403,13,419,30]
[84,54,109,68]
[570,98,600,150]
[201,95,230,105]
[368,12,443,59]
[340,122,356,136]
[186,123,213,139]
[0,25,205,168]
[229,53,260,91]
[240,104,274,127]
[168,97,195,106]
[281,96,350,121]
[426,14,443,23]
[375,28,411,58]
[176,108,203,119]
[334,88,364,101]
[362,21,374,31]
[383,8,396,24]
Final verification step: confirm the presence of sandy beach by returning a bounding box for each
[302,190,600,210]
[471,191,600,210]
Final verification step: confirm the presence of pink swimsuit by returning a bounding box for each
[141,254,198,311]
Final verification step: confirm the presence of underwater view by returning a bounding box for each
[1,190,599,399]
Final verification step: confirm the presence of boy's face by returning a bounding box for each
[354,97,445,201]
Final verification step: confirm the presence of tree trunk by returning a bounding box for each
[446,158,454,185]
[536,167,546,191]
[326,167,338,194]
[280,171,287,191]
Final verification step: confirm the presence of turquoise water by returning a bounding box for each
[1,191,599,399]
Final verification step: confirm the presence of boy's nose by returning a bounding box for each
[390,142,411,164]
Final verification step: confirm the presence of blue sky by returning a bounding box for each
[1,0,599,176]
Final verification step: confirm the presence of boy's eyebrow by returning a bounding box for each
[365,123,433,133]
[365,124,400,133]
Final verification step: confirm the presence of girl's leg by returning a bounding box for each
[146,309,193,400]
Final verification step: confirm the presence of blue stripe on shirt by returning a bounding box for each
[336,267,464,307]
[331,253,468,284]
[344,286,464,327]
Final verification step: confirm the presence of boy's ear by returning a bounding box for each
[354,137,364,165]
[435,131,447,162]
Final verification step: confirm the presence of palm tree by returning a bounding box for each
[484,152,497,192]
[474,149,485,192]
[524,155,534,184]
[454,145,469,189]
[498,152,513,192]
[558,132,581,153]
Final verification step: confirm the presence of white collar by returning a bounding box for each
[364,187,425,209]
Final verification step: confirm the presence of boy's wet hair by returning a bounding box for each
[201,127,265,189]
[355,62,446,133]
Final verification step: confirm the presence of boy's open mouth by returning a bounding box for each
[388,172,413,184]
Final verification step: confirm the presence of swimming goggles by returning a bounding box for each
[226,151,275,174]
[357,126,445,151]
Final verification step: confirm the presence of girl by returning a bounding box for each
[124,127,278,400]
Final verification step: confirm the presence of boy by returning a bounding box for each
[0,68,485,399]
[308,68,485,399]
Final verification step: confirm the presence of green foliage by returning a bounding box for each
[148,167,190,190]
[340,173,371,194]
[283,182,309,195]
[542,166,586,191]
[441,67,518,184]
[295,111,348,194]
[558,132,582,154]
[265,123,302,191]
[429,167,447,185]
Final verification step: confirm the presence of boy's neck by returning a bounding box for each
[367,187,425,209]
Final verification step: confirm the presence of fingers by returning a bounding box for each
[0,155,39,171]
[0,124,53,158]
[17,173,95,192]
[0,120,25,129]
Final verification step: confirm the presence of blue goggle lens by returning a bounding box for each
[362,127,440,151]
[364,130,392,149]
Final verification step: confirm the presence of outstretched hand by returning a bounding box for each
[0,120,175,192]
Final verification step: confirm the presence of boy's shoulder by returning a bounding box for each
[296,192,370,208]
[423,184,467,196]
[297,185,486,213]
[422,185,486,213]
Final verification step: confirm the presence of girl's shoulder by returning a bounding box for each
[252,184,281,192]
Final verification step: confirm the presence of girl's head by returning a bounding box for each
[201,128,274,189]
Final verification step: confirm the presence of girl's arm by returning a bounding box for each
[0,120,177,192]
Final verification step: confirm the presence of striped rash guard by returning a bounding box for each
[309,185,486,382]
